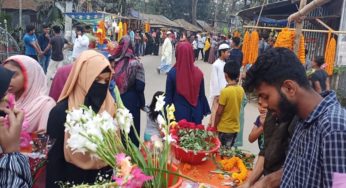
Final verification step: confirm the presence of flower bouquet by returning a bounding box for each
[170,119,221,165]
[62,94,191,188]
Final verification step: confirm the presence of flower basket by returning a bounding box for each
[172,137,221,165]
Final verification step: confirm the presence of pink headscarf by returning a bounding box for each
[4,55,56,133]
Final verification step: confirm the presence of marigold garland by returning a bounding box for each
[274,27,295,50]
[242,31,250,65]
[325,35,337,76]
[248,30,259,64]
[298,35,306,64]
[220,157,248,183]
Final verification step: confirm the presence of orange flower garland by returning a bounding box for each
[298,35,306,64]
[220,157,248,183]
[123,22,128,36]
[242,31,250,65]
[325,36,337,76]
[249,30,259,64]
[274,27,295,50]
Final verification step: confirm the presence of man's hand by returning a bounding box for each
[0,107,24,153]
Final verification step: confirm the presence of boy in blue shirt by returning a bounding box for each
[23,25,42,61]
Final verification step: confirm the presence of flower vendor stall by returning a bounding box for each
[22,92,255,187]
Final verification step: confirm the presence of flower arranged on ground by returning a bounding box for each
[64,106,118,158]
[113,153,153,188]
[171,119,215,153]
[219,156,248,183]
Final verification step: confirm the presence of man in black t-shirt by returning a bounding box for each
[228,37,243,67]
[46,25,69,87]
[309,56,330,94]
[240,112,298,188]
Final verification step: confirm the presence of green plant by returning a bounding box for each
[177,129,215,153]
[333,66,346,75]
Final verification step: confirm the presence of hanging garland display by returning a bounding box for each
[241,31,250,65]
[324,31,337,76]
[298,34,306,64]
[248,30,259,64]
[274,27,295,50]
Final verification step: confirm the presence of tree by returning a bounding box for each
[191,0,198,25]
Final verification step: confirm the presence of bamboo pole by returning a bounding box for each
[293,0,307,54]
[243,25,346,34]
[315,18,338,35]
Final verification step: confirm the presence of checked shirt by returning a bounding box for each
[281,91,346,188]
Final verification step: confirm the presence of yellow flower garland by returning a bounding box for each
[242,31,250,65]
[249,30,259,64]
[220,157,248,183]
[298,35,306,64]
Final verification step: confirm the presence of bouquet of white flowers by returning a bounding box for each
[64,106,118,159]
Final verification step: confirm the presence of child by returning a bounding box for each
[248,103,268,151]
[144,91,165,142]
[214,60,245,148]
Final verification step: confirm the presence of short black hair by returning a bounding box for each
[85,25,91,30]
[42,24,50,29]
[224,59,240,81]
[243,47,310,92]
[76,25,84,33]
[232,37,241,47]
[314,56,324,67]
[26,25,35,33]
[52,25,61,33]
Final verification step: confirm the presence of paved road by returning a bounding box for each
[139,54,259,155]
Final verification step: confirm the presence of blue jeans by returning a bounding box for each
[39,55,50,73]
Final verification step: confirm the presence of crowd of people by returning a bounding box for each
[0,22,346,188]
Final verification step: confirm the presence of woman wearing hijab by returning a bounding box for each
[208,36,217,64]
[49,64,73,101]
[0,66,31,188]
[111,35,145,147]
[144,32,154,55]
[165,42,210,124]
[3,55,56,133]
[46,50,116,188]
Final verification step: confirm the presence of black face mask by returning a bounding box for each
[84,81,108,113]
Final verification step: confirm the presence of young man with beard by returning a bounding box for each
[243,47,346,188]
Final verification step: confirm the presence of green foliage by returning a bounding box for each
[178,129,215,153]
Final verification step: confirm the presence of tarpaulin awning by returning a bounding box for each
[65,12,105,25]
[254,16,289,26]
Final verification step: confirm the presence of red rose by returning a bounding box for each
[207,127,217,132]
[187,122,196,129]
[196,125,205,130]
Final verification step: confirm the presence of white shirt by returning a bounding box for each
[161,37,173,65]
[210,58,227,99]
[198,36,205,49]
[192,40,198,50]
[72,34,89,58]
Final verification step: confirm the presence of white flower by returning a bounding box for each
[116,108,133,134]
[64,106,119,158]
[157,114,166,127]
[154,95,165,112]
[163,134,176,144]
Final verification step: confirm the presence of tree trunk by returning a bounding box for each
[191,0,198,25]
[214,0,218,28]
